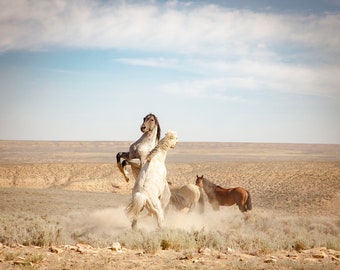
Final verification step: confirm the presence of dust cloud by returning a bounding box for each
[62,204,248,241]
[60,201,339,251]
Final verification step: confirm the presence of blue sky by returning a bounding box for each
[0,0,339,143]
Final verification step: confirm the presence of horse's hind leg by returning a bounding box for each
[238,204,246,212]
[151,201,164,228]
[239,192,252,212]
[160,184,171,210]
[156,209,164,228]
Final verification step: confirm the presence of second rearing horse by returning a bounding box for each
[116,113,161,182]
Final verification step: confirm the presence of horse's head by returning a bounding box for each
[164,130,178,149]
[195,175,204,188]
[140,113,161,140]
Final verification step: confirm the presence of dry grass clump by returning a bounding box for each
[113,210,340,255]
[1,208,339,256]
[220,211,340,255]
[0,213,62,247]
[115,228,226,254]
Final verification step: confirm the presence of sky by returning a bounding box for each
[0,0,339,144]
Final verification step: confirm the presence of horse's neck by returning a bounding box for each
[141,128,158,148]
[132,127,159,160]
[203,179,216,198]
[149,148,167,163]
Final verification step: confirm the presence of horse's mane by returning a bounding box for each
[202,177,218,197]
[215,185,225,191]
[146,130,176,161]
[148,113,161,142]
[202,177,216,189]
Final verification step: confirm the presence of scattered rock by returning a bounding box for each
[199,248,212,255]
[226,247,233,253]
[235,253,256,262]
[217,253,228,259]
[49,246,63,254]
[264,257,277,263]
[312,252,327,259]
[328,249,340,258]
[179,255,190,260]
[286,253,298,259]
[61,244,78,251]
[331,256,339,262]
[13,260,32,266]
[75,243,98,254]
[136,251,145,256]
[76,243,93,250]
[109,242,122,252]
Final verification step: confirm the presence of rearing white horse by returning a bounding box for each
[116,113,161,182]
[126,130,178,229]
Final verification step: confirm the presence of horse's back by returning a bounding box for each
[233,187,249,195]
[170,184,201,210]
[213,186,246,205]
[179,184,200,200]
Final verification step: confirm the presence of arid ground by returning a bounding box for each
[0,141,339,269]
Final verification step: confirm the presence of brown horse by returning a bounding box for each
[195,175,252,212]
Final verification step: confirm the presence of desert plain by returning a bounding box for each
[0,140,339,269]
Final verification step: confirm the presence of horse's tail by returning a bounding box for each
[246,191,252,211]
[126,192,147,218]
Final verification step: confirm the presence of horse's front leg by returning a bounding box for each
[116,152,130,182]
[131,218,137,229]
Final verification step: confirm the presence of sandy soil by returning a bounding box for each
[0,141,339,269]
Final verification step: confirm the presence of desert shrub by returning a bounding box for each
[70,231,118,248]
[116,228,227,253]
[0,213,62,247]
[160,229,194,251]
[2,208,338,256]
[201,210,340,255]
[117,229,160,254]
[193,228,226,251]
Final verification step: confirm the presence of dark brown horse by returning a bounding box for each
[195,175,252,212]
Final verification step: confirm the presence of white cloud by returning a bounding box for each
[115,57,179,68]
[1,0,339,99]
[1,0,339,56]
[117,56,340,98]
